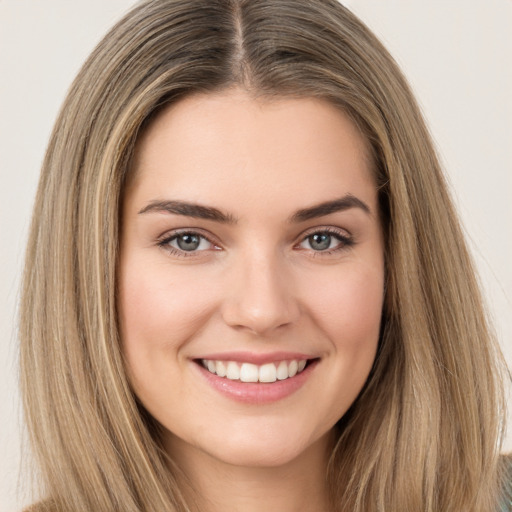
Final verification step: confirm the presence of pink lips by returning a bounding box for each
[192,352,319,404]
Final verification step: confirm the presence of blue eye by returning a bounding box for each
[307,233,333,251]
[158,228,352,258]
[298,230,352,252]
[159,232,214,254]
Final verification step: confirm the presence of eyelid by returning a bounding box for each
[298,225,352,240]
[155,225,354,258]
[294,226,354,254]
[156,228,221,257]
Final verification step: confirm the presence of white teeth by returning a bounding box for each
[240,363,259,382]
[226,361,240,380]
[288,360,298,378]
[201,358,309,382]
[259,363,277,383]
[276,360,289,380]
[215,360,227,377]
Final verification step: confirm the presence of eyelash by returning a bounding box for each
[157,227,354,258]
[157,229,219,258]
[297,227,354,256]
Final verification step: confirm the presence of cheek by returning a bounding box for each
[281,261,384,431]
[117,257,221,417]
[305,262,384,350]
[118,256,216,362]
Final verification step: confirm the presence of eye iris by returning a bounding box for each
[177,233,200,251]
[309,233,331,251]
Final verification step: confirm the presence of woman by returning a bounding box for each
[19,0,510,510]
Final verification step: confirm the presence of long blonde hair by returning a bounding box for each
[20,1,508,510]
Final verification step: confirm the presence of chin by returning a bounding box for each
[201,426,331,469]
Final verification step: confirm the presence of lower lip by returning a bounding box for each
[193,360,318,404]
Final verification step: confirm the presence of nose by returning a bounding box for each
[220,250,300,336]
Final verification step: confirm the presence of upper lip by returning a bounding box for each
[194,351,317,365]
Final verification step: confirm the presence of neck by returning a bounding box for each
[166,433,334,512]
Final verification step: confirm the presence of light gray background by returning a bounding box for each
[1,1,511,510]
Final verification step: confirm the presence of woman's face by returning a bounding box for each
[119,88,384,469]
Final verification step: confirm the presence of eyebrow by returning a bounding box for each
[138,200,237,223]
[138,194,371,223]
[289,194,371,222]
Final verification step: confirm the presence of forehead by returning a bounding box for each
[127,89,376,216]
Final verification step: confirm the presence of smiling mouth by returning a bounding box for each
[198,359,313,383]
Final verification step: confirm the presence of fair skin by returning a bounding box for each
[119,87,385,512]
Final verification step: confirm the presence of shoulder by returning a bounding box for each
[502,488,512,512]
[501,454,512,511]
